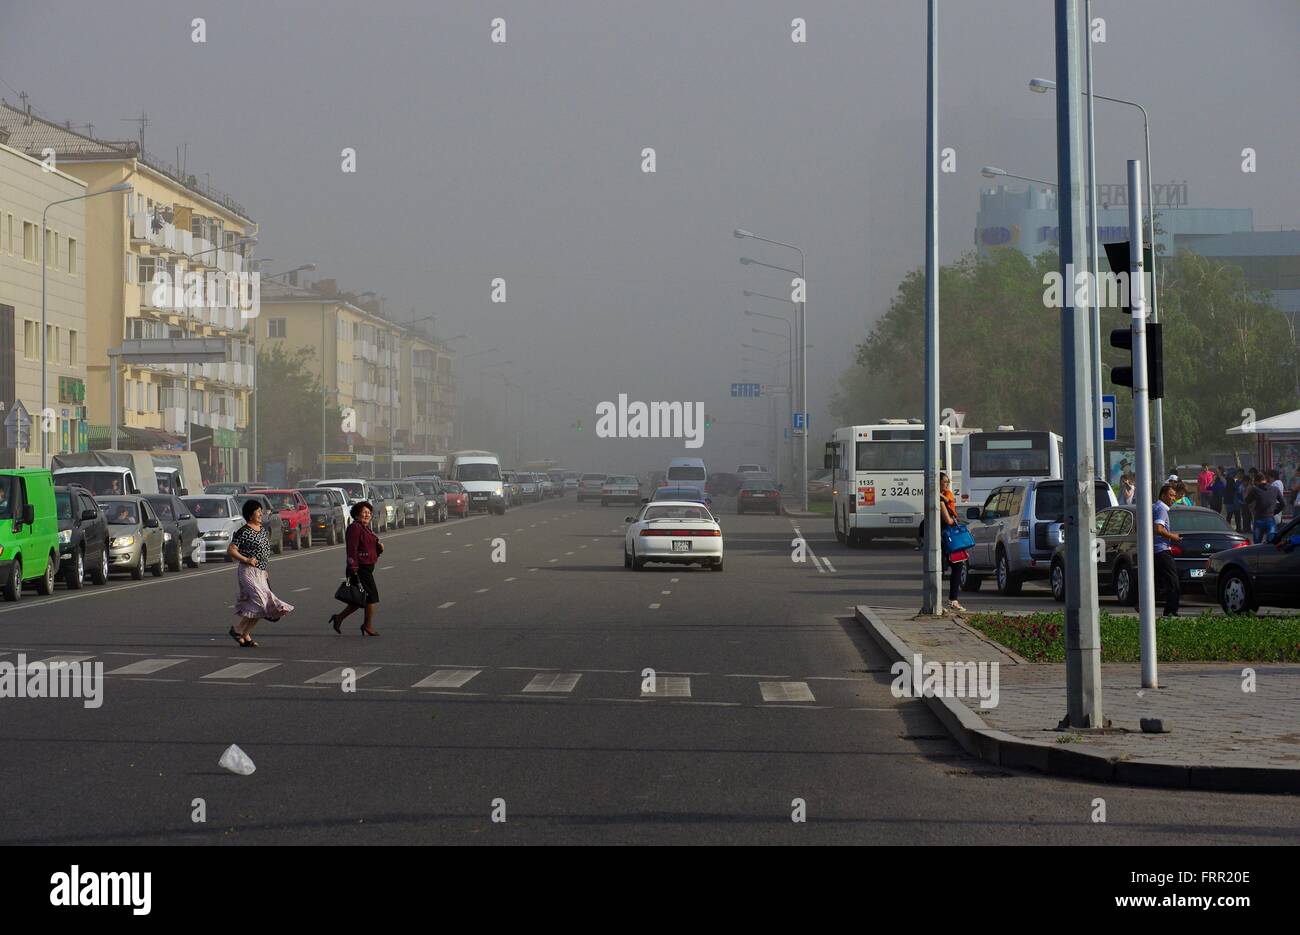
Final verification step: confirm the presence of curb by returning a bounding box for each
[855,605,1300,794]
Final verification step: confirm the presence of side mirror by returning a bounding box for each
[146,518,159,528]
[180,514,192,520]
[640,497,650,504]
[624,516,636,523]
[23,504,35,526]
[965,506,981,521]
[81,508,97,521]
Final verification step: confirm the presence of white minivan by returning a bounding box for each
[448,450,507,515]
[662,457,708,496]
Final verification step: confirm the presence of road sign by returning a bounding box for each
[1101,394,1116,442]
[793,411,808,430]
[730,382,762,398]
[761,384,788,395]
[4,400,31,449]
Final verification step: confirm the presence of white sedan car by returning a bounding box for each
[624,501,724,571]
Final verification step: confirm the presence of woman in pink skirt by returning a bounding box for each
[226,499,294,647]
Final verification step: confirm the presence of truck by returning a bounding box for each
[148,450,203,496]
[51,450,159,496]
[447,449,506,515]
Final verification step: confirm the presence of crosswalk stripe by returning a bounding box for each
[759,681,816,703]
[20,654,94,673]
[106,658,187,676]
[413,669,481,689]
[522,672,581,693]
[306,666,379,685]
[203,662,280,680]
[437,601,456,609]
[642,676,691,698]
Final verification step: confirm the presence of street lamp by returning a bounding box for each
[735,227,808,510]
[980,165,1057,188]
[1029,73,1166,478]
[41,182,133,467]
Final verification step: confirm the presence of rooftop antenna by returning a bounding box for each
[120,111,148,150]
[19,90,31,123]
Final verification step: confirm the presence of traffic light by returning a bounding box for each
[704,415,713,429]
[1109,320,1164,399]
[572,419,583,432]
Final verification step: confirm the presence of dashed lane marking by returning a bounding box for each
[412,669,481,689]
[648,603,661,609]
[522,672,582,693]
[642,676,691,698]
[437,601,456,609]
[306,666,379,685]
[203,662,280,680]
[106,658,187,676]
[759,681,816,703]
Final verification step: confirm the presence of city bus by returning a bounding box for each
[826,420,955,546]
[958,428,1064,511]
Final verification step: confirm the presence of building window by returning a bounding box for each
[126,251,135,284]
[67,238,77,274]
[267,318,287,338]
[23,320,39,361]
[46,325,60,364]
[46,229,57,265]
[69,330,78,366]
[23,221,36,261]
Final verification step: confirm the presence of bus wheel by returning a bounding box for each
[834,511,847,544]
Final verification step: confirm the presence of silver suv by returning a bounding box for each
[962,479,1117,595]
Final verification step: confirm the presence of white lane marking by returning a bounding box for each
[203,662,280,680]
[19,654,94,673]
[547,558,558,563]
[437,601,456,609]
[106,658,187,676]
[292,586,312,592]
[411,557,425,562]
[579,545,587,550]
[380,564,394,570]
[504,577,516,582]
[661,590,671,595]
[670,578,679,583]
[809,554,826,573]
[648,603,661,609]
[412,669,481,689]
[642,676,691,698]
[306,665,379,685]
[441,550,451,554]
[565,551,574,555]
[592,538,600,542]
[759,681,816,703]
[522,672,582,693]
[527,567,538,572]
[475,588,489,594]
[820,556,837,573]
[462,544,473,548]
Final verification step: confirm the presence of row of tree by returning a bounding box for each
[831,247,1298,462]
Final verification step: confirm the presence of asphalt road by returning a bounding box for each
[1,494,1296,844]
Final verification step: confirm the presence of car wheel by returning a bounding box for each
[131,549,145,580]
[91,546,109,585]
[35,554,56,596]
[167,542,182,572]
[184,541,199,568]
[1219,568,1256,615]
[711,557,724,572]
[631,547,644,571]
[623,546,632,569]
[1050,561,1066,603]
[834,511,846,544]
[302,526,311,549]
[1114,562,1138,607]
[2,557,21,601]
[326,526,336,545]
[995,550,1023,596]
[290,528,300,550]
[66,548,85,590]
[152,548,165,577]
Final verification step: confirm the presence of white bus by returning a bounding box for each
[958,428,1064,512]
[826,420,954,546]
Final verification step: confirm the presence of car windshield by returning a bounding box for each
[267,493,299,511]
[444,482,463,493]
[667,466,706,480]
[206,484,241,495]
[328,481,365,499]
[56,490,73,520]
[100,500,140,525]
[458,463,501,482]
[654,488,701,501]
[607,476,637,485]
[644,505,711,521]
[1033,483,1112,521]
[150,499,175,520]
[302,491,334,507]
[413,481,439,495]
[184,498,230,518]
[0,476,14,519]
[1170,510,1234,533]
[56,471,126,495]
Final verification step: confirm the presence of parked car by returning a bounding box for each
[56,483,110,589]
[299,487,348,544]
[1049,505,1249,604]
[963,479,1118,595]
[235,493,285,553]
[443,481,469,518]
[144,494,202,571]
[1204,515,1300,613]
[0,469,62,600]
[577,473,606,502]
[807,470,833,502]
[397,481,427,525]
[97,495,166,580]
[370,481,401,529]
[500,471,523,506]
[409,477,449,523]
[737,478,782,514]
[261,489,312,550]
[182,495,244,562]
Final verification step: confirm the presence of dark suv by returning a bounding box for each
[56,484,110,588]
[145,494,202,571]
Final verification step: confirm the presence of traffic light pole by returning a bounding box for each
[1128,159,1159,689]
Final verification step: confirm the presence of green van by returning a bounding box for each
[0,468,61,601]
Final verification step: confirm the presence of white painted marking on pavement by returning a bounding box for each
[292,587,312,592]
[106,658,187,676]
[307,666,379,685]
[522,672,582,693]
[759,681,816,703]
[475,588,489,593]
[642,676,691,698]
[204,662,280,680]
[437,601,456,609]
[648,603,661,609]
[412,669,481,689]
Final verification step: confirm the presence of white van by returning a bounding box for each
[663,457,708,496]
[448,450,506,515]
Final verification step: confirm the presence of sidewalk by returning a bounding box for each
[857,605,1300,793]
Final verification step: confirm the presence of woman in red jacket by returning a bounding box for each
[330,501,382,636]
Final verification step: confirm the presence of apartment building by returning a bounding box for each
[0,100,257,482]
[0,138,88,468]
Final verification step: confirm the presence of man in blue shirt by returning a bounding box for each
[1152,483,1182,617]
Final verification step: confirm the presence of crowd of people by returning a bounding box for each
[1115,463,1299,544]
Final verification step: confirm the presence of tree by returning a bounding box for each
[255,343,341,477]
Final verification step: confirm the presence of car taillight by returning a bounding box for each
[768,492,779,497]
[1017,521,1030,539]
[1232,541,1249,549]
[1170,544,1182,556]
[640,528,721,536]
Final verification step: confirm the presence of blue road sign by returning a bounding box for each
[793,411,807,430]
[730,382,762,398]
[1101,394,1117,442]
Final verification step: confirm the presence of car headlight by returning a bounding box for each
[164,532,173,542]
[495,485,503,495]
[204,530,230,540]
[426,499,435,507]
[111,536,135,548]
[59,529,72,544]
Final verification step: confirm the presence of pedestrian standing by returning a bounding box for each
[1251,473,1283,543]
[939,472,968,614]
[1224,469,1244,532]
[1197,463,1215,508]
[227,499,295,648]
[1209,467,1226,515]
[1119,472,1136,505]
[1152,483,1182,618]
[331,501,382,636]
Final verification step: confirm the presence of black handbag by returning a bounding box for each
[334,574,368,607]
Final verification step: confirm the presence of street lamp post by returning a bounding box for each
[980,165,1057,188]
[41,182,133,467]
[736,230,808,511]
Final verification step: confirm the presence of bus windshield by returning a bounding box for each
[855,441,946,471]
[970,434,1050,477]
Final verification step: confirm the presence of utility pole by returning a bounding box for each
[1055,0,1104,728]
[920,0,942,615]
[1084,0,1104,477]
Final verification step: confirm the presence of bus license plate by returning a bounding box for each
[889,515,911,524]
[672,540,692,552]
[1189,568,1205,578]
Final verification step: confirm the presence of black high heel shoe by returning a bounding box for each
[360,624,379,637]
[330,614,342,634]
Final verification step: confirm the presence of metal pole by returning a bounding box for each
[321,306,327,478]
[251,324,258,481]
[185,259,192,451]
[109,349,120,449]
[921,0,941,615]
[799,253,808,513]
[40,206,49,468]
[1128,159,1158,689]
[1142,115,1166,482]
[388,324,396,480]
[1055,0,1103,727]
[1084,0,1104,478]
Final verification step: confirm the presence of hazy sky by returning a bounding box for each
[2,0,1296,470]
